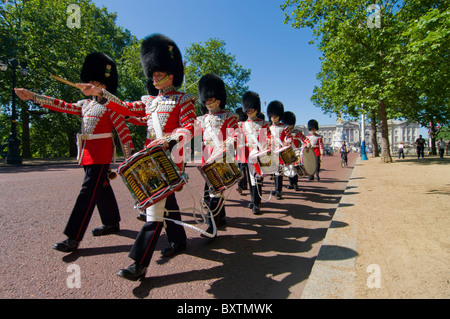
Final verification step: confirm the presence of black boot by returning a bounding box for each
[53,238,79,253]
[161,241,186,258]
[117,263,147,281]
[251,184,262,215]
[92,223,120,236]
[252,205,261,215]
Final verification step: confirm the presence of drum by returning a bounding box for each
[198,143,243,194]
[249,148,279,176]
[300,147,318,175]
[250,145,297,176]
[117,145,187,210]
[276,145,298,166]
[283,147,317,178]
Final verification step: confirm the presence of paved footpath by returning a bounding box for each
[1,153,357,299]
[303,155,449,299]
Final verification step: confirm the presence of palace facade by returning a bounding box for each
[295,119,421,152]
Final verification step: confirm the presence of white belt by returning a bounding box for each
[76,133,114,162]
[78,133,113,140]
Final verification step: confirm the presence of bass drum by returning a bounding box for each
[300,147,317,176]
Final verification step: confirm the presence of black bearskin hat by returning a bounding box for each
[198,74,227,109]
[235,107,247,122]
[146,79,159,96]
[140,33,184,88]
[308,119,319,131]
[201,104,208,115]
[267,100,284,119]
[80,52,118,94]
[282,111,296,126]
[241,91,261,113]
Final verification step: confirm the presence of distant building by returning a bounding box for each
[295,119,421,152]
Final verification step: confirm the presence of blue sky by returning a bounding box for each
[91,0,336,127]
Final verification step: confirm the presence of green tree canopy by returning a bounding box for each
[281,0,449,162]
[183,38,251,115]
[0,0,144,158]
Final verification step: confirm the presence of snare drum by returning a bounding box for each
[249,148,278,176]
[198,143,243,194]
[117,145,187,210]
[276,145,298,166]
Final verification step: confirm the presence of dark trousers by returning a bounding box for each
[274,174,283,192]
[64,164,120,241]
[237,163,248,190]
[247,163,262,207]
[129,193,186,267]
[417,147,424,159]
[310,156,321,178]
[289,174,298,186]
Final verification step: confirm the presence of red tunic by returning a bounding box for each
[101,86,197,169]
[289,128,308,149]
[305,132,324,157]
[33,94,134,165]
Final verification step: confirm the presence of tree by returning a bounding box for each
[391,6,449,154]
[115,39,148,150]
[281,0,448,163]
[183,38,251,115]
[0,0,141,158]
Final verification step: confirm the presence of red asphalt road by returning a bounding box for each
[0,152,357,299]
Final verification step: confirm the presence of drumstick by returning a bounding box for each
[50,75,83,89]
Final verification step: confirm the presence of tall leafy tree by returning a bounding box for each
[391,6,449,154]
[281,0,448,163]
[183,38,251,115]
[0,0,142,158]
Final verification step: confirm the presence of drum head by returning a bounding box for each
[301,147,317,175]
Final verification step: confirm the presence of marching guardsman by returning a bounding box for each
[282,111,307,190]
[306,119,324,180]
[14,52,135,252]
[267,100,291,199]
[235,107,248,194]
[239,91,271,215]
[79,34,196,281]
[196,73,238,239]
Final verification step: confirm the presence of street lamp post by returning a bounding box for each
[361,112,368,161]
[1,59,28,165]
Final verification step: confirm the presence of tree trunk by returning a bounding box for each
[429,121,438,155]
[21,103,31,159]
[68,131,77,158]
[370,108,379,157]
[378,99,392,163]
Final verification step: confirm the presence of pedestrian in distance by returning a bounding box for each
[437,138,445,158]
[398,142,405,159]
[415,135,426,159]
